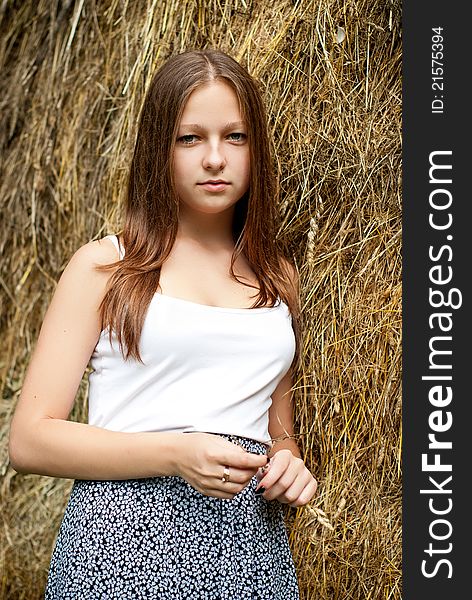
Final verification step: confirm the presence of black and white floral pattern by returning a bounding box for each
[45,434,300,599]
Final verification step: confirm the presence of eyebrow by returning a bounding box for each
[179,121,246,132]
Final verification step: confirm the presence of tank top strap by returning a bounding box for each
[106,234,125,260]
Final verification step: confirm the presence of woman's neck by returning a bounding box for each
[176,205,236,249]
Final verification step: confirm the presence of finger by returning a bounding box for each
[224,449,268,471]
[207,436,268,464]
[205,479,250,499]
[255,455,294,491]
[289,479,319,507]
[262,469,299,501]
[215,466,260,485]
[270,472,310,503]
[218,481,246,495]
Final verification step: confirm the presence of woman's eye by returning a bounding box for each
[178,135,198,144]
[228,132,246,142]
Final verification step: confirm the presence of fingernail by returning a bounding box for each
[255,486,266,495]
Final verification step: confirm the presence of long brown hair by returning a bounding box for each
[95,49,301,369]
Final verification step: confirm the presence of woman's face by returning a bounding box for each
[172,80,250,217]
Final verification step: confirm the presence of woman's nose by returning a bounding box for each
[203,142,226,171]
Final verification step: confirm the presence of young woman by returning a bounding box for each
[9,49,317,599]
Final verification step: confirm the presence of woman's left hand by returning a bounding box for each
[255,449,318,507]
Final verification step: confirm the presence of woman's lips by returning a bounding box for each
[198,182,230,192]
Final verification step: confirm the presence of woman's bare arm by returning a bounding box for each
[267,257,302,458]
[267,369,301,459]
[8,239,184,480]
[260,259,318,506]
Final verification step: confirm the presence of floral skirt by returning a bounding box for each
[44,433,300,599]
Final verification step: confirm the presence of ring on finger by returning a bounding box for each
[221,465,231,483]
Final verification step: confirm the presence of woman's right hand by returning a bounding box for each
[174,433,268,499]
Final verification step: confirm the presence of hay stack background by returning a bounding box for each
[0,0,401,598]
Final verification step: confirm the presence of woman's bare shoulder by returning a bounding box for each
[71,236,121,268]
[52,237,121,308]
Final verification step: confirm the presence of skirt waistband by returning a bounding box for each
[189,432,271,455]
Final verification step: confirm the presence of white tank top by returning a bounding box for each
[87,235,296,443]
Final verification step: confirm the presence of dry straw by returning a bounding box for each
[0,0,401,598]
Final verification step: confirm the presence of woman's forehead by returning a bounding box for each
[180,81,243,119]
